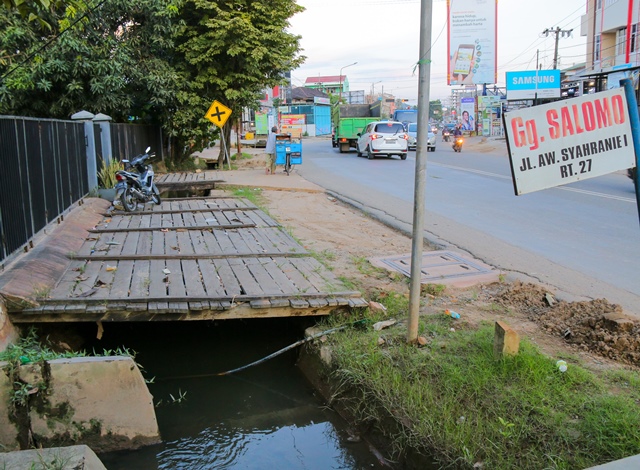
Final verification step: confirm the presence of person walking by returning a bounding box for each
[265,126,277,175]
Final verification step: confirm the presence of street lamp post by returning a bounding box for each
[338,62,357,104]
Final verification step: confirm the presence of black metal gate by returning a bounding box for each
[0,117,87,265]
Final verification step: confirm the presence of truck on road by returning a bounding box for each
[333,103,381,153]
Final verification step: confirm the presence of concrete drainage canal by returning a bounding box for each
[30,318,391,469]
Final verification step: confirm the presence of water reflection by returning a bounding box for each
[94,320,385,469]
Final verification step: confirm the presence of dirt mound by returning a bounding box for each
[493,281,639,366]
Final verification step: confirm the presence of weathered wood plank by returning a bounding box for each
[129,259,151,298]
[211,259,242,297]
[109,260,134,298]
[198,259,227,297]
[259,258,299,295]
[228,258,263,296]
[182,259,207,297]
[244,258,282,295]
[277,258,318,293]
[120,231,140,256]
[166,259,186,297]
[148,259,168,298]
[226,229,252,254]
[212,229,238,255]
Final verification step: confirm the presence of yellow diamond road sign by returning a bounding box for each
[205,100,232,128]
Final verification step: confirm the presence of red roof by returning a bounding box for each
[305,75,343,84]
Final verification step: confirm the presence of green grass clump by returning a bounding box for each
[324,315,640,469]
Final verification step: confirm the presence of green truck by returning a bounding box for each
[332,103,381,153]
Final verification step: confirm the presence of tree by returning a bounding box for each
[0,0,181,123]
[0,0,305,167]
[171,0,305,165]
[429,99,442,121]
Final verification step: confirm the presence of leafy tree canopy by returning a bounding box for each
[0,0,305,163]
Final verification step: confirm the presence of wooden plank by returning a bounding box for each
[290,257,338,292]
[228,258,263,296]
[244,257,282,295]
[198,259,227,297]
[136,230,153,257]
[77,235,99,257]
[176,229,195,255]
[120,231,140,256]
[226,229,252,254]
[259,258,299,295]
[182,259,207,297]
[290,299,310,309]
[88,224,255,233]
[201,230,222,254]
[150,230,166,256]
[276,258,318,293]
[109,260,134,298]
[129,259,151,298]
[90,261,119,299]
[148,259,168,298]
[189,230,208,255]
[211,259,242,297]
[212,229,238,255]
[165,259,187,297]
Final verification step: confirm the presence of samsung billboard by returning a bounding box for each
[506,70,561,100]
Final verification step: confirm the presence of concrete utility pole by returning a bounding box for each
[542,27,573,69]
[407,0,433,343]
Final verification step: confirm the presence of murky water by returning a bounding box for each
[87,319,387,469]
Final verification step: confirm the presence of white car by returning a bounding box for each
[356,121,408,160]
[406,123,436,152]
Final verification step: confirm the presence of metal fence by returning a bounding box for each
[0,116,164,266]
[110,123,163,162]
[0,116,87,265]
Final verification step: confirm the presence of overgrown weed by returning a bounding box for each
[319,314,640,469]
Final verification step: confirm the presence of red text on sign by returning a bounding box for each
[546,94,626,139]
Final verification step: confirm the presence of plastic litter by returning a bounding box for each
[445,309,461,319]
[556,360,568,373]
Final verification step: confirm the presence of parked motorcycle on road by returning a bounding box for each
[114,147,161,211]
[452,137,464,152]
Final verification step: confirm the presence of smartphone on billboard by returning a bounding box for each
[453,44,475,76]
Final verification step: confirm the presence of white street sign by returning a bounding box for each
[504,88,636,195]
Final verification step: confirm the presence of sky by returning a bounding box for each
[287,0,588,104]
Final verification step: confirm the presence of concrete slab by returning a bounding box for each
[0,444,107,469]
[584,454,640,469]
[370,250,500,288]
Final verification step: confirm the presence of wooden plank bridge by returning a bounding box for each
[7,196,366,322]
[155,171,223,192]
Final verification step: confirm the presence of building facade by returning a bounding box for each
[582,0,640,90]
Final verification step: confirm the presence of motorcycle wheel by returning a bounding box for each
[122,186,138,212]
[151,184,162,205]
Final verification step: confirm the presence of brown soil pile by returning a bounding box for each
[492,281,640,366]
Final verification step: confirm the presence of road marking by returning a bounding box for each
[433,162,635,203]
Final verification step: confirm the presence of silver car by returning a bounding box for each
[356,121,408,160]
[406,122,436,152]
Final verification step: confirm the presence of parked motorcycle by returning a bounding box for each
[114,147,161,211]
[452,137,463,152]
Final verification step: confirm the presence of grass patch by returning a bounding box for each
[319,313,640,469]
[230,152,253,161]
[230,187,265,207]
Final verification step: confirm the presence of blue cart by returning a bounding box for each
[275,134,302,175]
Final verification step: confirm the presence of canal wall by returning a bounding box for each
[0,444,107,469]
[0,356,160,453]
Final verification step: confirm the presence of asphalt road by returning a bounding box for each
[296,136,639,317]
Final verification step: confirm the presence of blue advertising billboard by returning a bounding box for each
[506,70,561,100]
